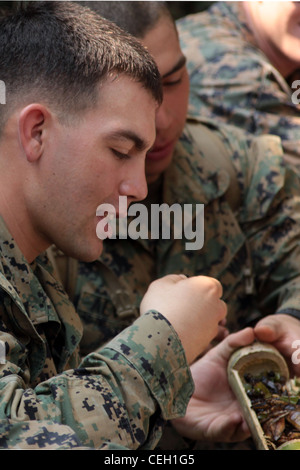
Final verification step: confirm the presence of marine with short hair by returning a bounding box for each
[71,2,300,366]
[0,1,230,449]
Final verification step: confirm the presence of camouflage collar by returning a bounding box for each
[214,1,257,49]
[163,123,230,207]
[0,216,82,370]
[0,216,42,321]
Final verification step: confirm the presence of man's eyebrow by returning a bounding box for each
[162,55,187,79]
[108,130,151,151]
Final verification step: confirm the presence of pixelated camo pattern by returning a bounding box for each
[75,119,300,357]
[0,217,193,449]
[74,118,300,450]
[177,1,300,168]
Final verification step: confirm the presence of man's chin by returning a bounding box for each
[70,239,104,263]
[85,240,104,262]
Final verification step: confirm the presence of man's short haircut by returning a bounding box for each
[79,1,173,38]
[0,1,162,132]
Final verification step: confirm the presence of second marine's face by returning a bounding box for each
[142,16,190,184]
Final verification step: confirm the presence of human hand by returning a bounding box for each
[140,274,227,364]
[172,327,255,442]
[198,319,229,357]
[254,314,300,376]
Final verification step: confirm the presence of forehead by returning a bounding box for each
[88,75,156,146]
[142,16,182,76]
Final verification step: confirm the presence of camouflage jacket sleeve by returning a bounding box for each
[177,2,300,166]
[0,301,193,449]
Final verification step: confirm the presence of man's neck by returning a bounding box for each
[0,189,48,263]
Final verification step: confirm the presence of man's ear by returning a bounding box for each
[18,104,51,163]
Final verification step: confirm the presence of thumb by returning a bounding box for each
[206,327,255,364]
[254,317,281,342]
[162,273,188,283]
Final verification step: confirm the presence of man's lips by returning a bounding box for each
[146,140,175,161]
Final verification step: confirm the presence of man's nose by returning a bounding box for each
[119,168,148,203]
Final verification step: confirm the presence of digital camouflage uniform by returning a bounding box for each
[49,116,300,450]
[0,217,193,450]
[177,1,300,167]
[68,118,300,449]
[73,119,300,356]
